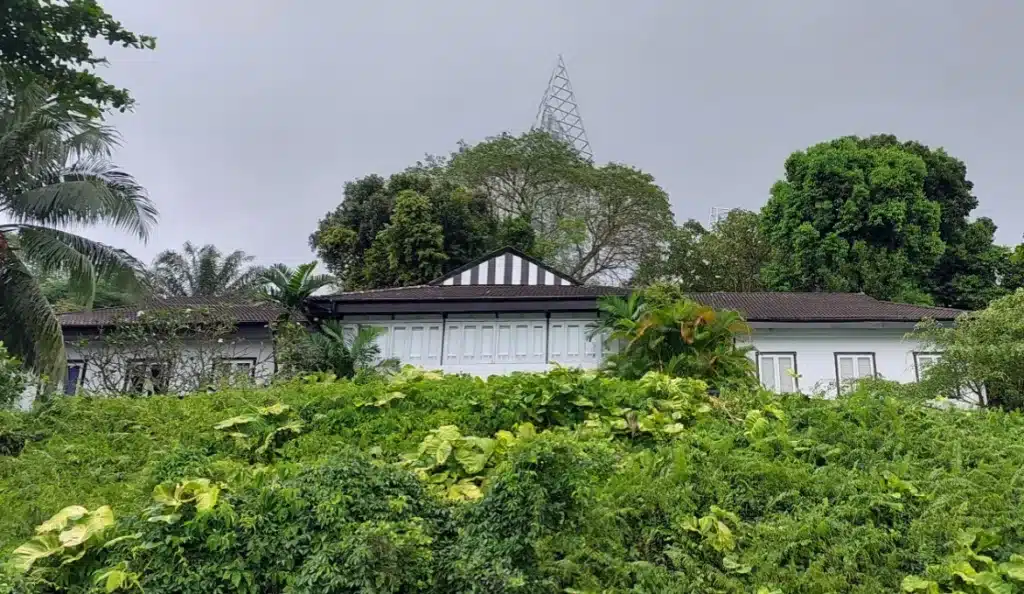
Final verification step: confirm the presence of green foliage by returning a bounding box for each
[399,424,525,501]
[310,172,503,290]
[595,292,756,387]
[257,260,335,319]
[0,75,155,381]
[0,0,156,117]
[277,322,398,381]
[150,242,265,298]
[762,135,1005,308]
[7,373,1024,592]
[913,289,1024,409]
[449,131,674,282]
[0,343,26,410]
[365,190,448,286]
[634,210,770,291]
[213,403,303,462]
[36,269,141,313]
[311,131,673,288]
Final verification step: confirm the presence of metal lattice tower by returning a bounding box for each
[535,55,593,160]
[709,207,735,226]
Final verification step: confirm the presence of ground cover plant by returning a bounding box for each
[3,369,1024,593]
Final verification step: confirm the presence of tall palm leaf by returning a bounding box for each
[257,261,335,318]
[0,78,156,380]
[150,242,263,297]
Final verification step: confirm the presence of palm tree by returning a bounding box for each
[0,79,156,380]
[150,242,263,297]
[257,261,335,319]
[300,322,397,379]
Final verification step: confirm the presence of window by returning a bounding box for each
[914,352,942,382]
[215,358,256,382]
[65,360,86,395]
[125,360,171,395]
[757,352,798,393]
[834,353,876,394]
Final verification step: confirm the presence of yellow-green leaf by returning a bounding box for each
[37,505,88,534]
[11,534,62,573]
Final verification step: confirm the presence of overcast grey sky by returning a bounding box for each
[89,0,1024,266]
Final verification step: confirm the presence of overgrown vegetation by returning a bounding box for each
[4,369,1024,592]
[595,290,756,389]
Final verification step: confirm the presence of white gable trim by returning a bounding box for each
[437,249,577,286]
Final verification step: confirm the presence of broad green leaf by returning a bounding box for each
[1001,558,1024,581]
[10,534,62,573]
[447,480,483,501]
[152,483,178,507]
[147,513,181,525]
[257,403,290,417]
[194,484,220,512]
[102,533,142,549]
[972,572,1011,594]
[435,440,453,466]
[213,415,258,430]
[722,554,751,574]
[435,425,462,441]
[455,449,490,475]
[901,575,939,593]
[37,505,88,534]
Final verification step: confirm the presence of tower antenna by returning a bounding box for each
[535,55,593,160]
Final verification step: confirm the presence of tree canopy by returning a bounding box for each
[0,0,155,117]
[633,210,769,291]
[150,242,263,298]
[760,135,1006,306]
[311,131,674,289]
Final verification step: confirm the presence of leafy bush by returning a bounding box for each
[594,291,756,388]
[0,342,26,410]
[5,372,1024,592]
[913,289,1023,409]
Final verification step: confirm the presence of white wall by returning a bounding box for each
[342,313,608,377]
[65,335,275,396]
[740,326,932,398]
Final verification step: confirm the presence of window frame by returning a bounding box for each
[755,351,800,393]
[214,357,258,380]
[833,352,878,395]
[913,352,943,382]
[124,359,172,395]
[65,359,87,395]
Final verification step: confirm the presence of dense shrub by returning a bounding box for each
[4,371,1024,592]
[594,291,757,388]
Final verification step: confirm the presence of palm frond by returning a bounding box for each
[0,245,65,381]
[5,159,157,241]
[14,225,147,307]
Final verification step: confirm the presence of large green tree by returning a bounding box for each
[364,190,447,286]
[633,210,769,291]
[150,242,263,298]
[0,79,155,379]
[310,172,518,290]
[449,131,675,283]
[1,0,155,117]
[763,135,1007,308]
[762,137,943,303]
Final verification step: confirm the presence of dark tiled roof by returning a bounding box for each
[317,284,630,302]
[60,296,284,328]
[686,292,964,322]
[315,286,964,322]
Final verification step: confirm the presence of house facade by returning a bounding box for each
[307,248,965,399]
[35,248,965,404]
[56,297,279,398]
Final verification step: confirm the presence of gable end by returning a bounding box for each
[430,247,578,287]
